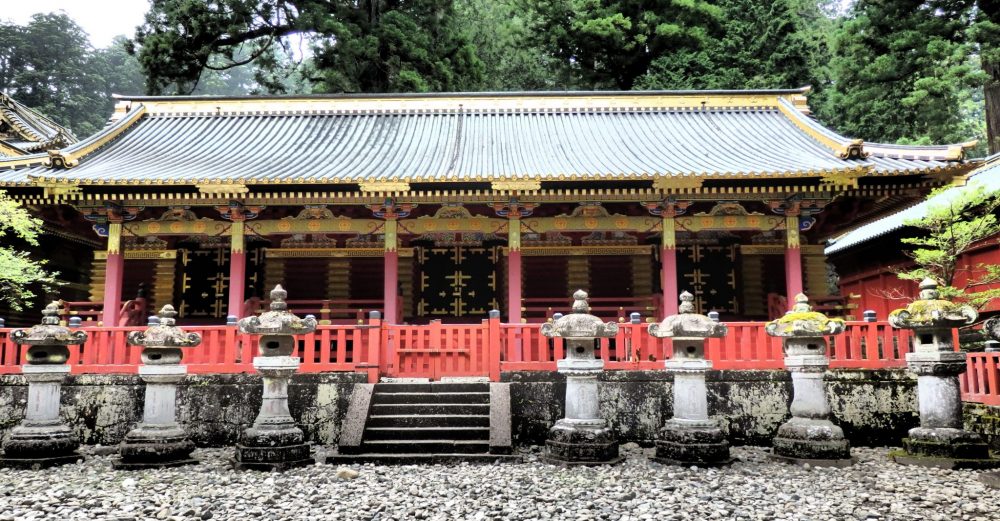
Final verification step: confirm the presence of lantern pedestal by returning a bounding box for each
[655,359,732,466]
[770,354,853,467]
[114,365,195,469]
[892,354,998,469]
[0,365,80,469]
[543,356,620,466]
[234,356,313,471]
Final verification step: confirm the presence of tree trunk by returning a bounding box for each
[986,60,1000,155]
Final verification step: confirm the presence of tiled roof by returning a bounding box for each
[825,153,1000,255]
[0,89,973,186]
[0,93,76,157]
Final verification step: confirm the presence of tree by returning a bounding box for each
[970,0,1000,154]
[130,0,483,94]
[0,192,57,312]
[456,0,567,91]
[898,182,1000,311]
[640,0,833,90]
[819,0,985,146]
[0,15,147,137]
[525,0,723,90]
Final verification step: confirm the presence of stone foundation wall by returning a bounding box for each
[0,369,919,447]
[503,369,919,447]
[0,373,365,447]
[964,403,1000,450]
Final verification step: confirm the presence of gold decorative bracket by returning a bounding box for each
[653,176,704,191]
[359,181,410,193]
[198,183,249,195]
[491,180,541,192]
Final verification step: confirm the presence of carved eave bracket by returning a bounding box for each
[368,199,413,219]
[644,198,692,217]
[44,150,79,169]
[493,198,536,218]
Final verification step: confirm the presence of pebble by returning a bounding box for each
[0,446,995,520]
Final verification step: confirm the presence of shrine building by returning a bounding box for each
[0,88,981,326]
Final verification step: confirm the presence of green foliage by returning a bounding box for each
[819,0,986,147]
[132,0,483,94]
[0,14,146,137]
[899,182,1000,309]
[0,191,57,312]
[525,0,724,90]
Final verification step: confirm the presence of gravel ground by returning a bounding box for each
[0,445,996,521]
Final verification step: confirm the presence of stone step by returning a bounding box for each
[326,453,522,465]
[370,403,490,416]
[374,382,489,394]
[363,426,490,441]
[366,414,489,428]
[371,392,490,405]
[360,440,490,454]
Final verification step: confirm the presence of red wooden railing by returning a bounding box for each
[1,319,998,405]
[961,352,1000,406]
[521,296,660,323]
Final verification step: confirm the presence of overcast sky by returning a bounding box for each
[3,1,149,48]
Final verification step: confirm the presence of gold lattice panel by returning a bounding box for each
[631,255,653,296]
[741,254,766,317]
[399,256,414,318]
[89,255,106,302]
[567,256,589,293]
[804,252,828,297]
[151,258,176,310]
[327,258,350,300]
[264,257,286,292]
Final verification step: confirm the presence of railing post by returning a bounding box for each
[366,311,382,383]
[488,310,501,381]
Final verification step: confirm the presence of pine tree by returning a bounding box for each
[820,0,984,146]
[131,0,483,94]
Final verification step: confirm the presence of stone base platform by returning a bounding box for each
[654,424,732,466]
[768,452,856,468]
[0,453,81,470]
[772,418,852,462]
[544,421,621,466]
[234,443,314,472]
[902,430,992,460]
[327,453,523,465]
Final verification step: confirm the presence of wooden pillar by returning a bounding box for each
[383,218,399,324]
[660,215,678,318]
[101,220,123,326]
[227,218,246,319]
[785,214,804,302]
[507,217,522,323]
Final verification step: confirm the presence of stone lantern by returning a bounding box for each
[765,293,853,466]
[235,285,317,471]
[889,278,997,468]
[1,302,87,469]
[540,290,620,465]
[648,291,731,465]
[114,305,201,469]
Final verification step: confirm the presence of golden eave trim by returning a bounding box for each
[197,182,249,195]
[0,141,26,157]
[122,91,810,116]
[43,105,147,169]
[776,99,865,159]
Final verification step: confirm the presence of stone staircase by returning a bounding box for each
[329,381,518,464]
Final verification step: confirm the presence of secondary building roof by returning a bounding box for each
[825,153,1000,255]
[0,93,76,157]
[0,88,975,188]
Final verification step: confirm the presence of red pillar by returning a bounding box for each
[383,219,399,324]
[101,221,124,326]
[785,214,804,301]
[507,217,522,323]
[227,219,246,319]
[660,215,678,318]
[661,247,678,317]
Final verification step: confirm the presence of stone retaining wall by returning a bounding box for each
[0,373,365,447]
[504,369,919,447]
[0,369,921,447]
